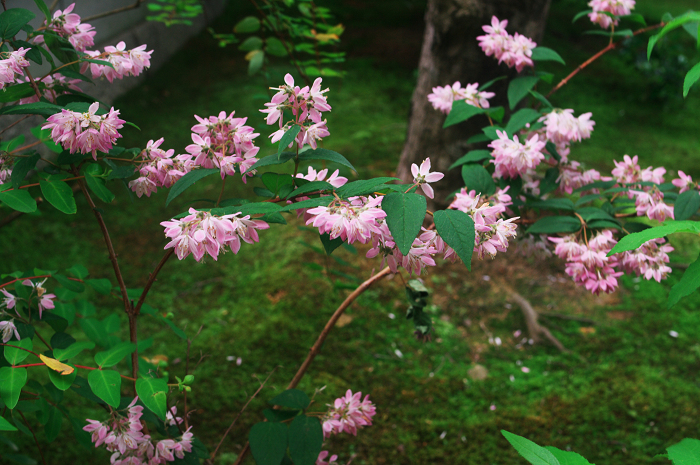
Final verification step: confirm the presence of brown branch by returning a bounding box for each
[233,266,393,465]
[134,249,174,316]
[17,410,47,465]
[546,22,665,99]
[81,0,145,22]
[509,291,568,352]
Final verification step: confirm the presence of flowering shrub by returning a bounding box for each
[0,1,700,464]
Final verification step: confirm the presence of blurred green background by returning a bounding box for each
[3,0,700,463]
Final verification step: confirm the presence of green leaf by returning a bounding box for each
[575,207,614,223]
[0,102,63,116]
[336,177,399,198]
[531,47,565,65]
[50,331,75,349]
[245,152,296,173]
[448,150,492,170]
[0,189,37,213]
[433,209,476,271]
[32,0,50,19]
[0,83,38,104]
[53,341,95,362]
[667,438,700,465]
[288,181,334,199]
[443,100,485,128]
[94,341,136,368]
[88,370,121,408]
[586,220,621,230]
[530,90,553,109]
[487,106,505,124]
[44,33,80,72]
[105,165,135,180]
[298,148,356,172]
[66,264,89,279]
[684,61,700,97]
[213,202,282,217]
[572,9,593,23]
[648,12,700,60]
[668,255,700,309]
[526,216,581,234]
[505,108,542,135]
[249,422,288,465]
[10,153,40,190]
[52,273,85,292]
[0,367,27,409]
[248,50,264,75]
[165,168,219,206]
[269,389,311,409]
[0,415,18,431]
[526,198,575,211]
[40,178,77,214]
[48,363,77,391]
[4,338,32,365]
[0,9,35,39]
[278,125,301,156]
[44,406,62,442]
[482,126,503,140]
[263,408,299,422]
[574,180,617,193]
[508,76,540,110]
[239,36,263,52]
[461,164,496,196]
[160,317,187,339]
[279,196,332,212]
[382,192,427,255]
[501,430,560,465]
[479,76,507,91]
[674,190,700,220]
[544,446,592,465]
[79,318,105,345]
[266,37,288,57]
[234,16,261,33]
[136,377,168,420]
[84,166,115,204]
[288,415,323,465]
[609,221,700,255]
[319,233,343,255]
[262,173,294,196]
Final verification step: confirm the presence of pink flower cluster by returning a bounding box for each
[18,74,82,104]
[427,81,495,114]
[539,109,595,156]
[129,138,194,198]
[588,0,636,29]
[610,155,674,222]
[556,160,605,195]
[0,160,11,185]
[38,3,96,52]
[161,208,269,261]
[83,42,153,83]
[322,390,376,438]
[43,102,125,160]
[296,166,348,188]
[550,230,673,293]
[316,451,338,465]
[489,130,546,179]
[449,187,519,259]
[261,74,332,150]
[84,397,194,465]
[0,48,30,90]
[186,111,260,182]
[477,16,537,72]
[2,279,55,320]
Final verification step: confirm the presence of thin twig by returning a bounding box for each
[82,0,145,22]
[18,410,47,465]
[0,115,31,136]
[134,249,175,315]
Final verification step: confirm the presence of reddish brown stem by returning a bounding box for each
[134,249,175,316]
[1,176,85,192]
[0,274,83,290]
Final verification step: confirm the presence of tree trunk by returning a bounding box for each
[397,0,551,207]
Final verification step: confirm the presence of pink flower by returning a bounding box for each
[317,451,338,465]
[22,279,55,318]
[588,0,636,29]
[672,171,696,193]
[0,48,31,90]
[82,42,153,82]
[322,390,376,438]
[477,17,536,72]
[490,131,546,179]
[0,320,19,343]
[1,288,16,310]
[411,158,444,199]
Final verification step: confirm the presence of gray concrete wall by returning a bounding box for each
[2,0,227,147]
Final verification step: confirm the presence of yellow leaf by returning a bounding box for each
[245,50,262,61]
[40,354,75,375]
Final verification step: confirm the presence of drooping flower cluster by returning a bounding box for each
[588,0,636,29]
[22,279,56,318]
[161,208,269,261]
[610,154,674,222]
[0,48,31,90]
[450,187,519,260]
[556,160,605,195]
[489,130,546,179]
[0,156,11,185]
[186,111,260,182]
[321,390,376,438]
[539,109,595,154]
[306,196,386,245]
[43,102,125,159]
[477,16,537,72]
[620,238,673,282]
[36,3,96,52]
[261,73,332,151]
[427,81,495,114]
[84,397,194,464]
[129,138,194,198]
[18,74,82,104]
[82,42,153,82]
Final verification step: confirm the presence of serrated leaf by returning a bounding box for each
[245,151,296,173]
[545,446,592,465]
[508,76,540,110]
[269,389,311,409]
[0,83,38,103]
[40,178,77,214]
[262,172,294,196]
[448,150,492,170]
[527,198,575,211]
[526,216,581,234]
[278,125,301,155]
[136,377,168,420]
[87,369,121,408]
[319,233,343,255]
[667,438,700,465]
[165,168,219,206]
[289,415,323,465]
[298,148,356,172]
[0,8,35,39]
[336,177,399,198]
[502,430,560,465]
[461,164,496,195]
[288,181,334,199]
[609,221,700,255]
[0,367,27,409]
[4,338,32,365]
[433,209,476,271]
[249,422,288,465]
[0,189,37,213]
[668,255,700,309]
[279,196,332,212]
[94,341,136,368]
[575,207,614,222]
[0,101,63,116]
[443,100,485,128]
[382,192,426,255]
[648,12,700,60]
[531,47,565,65]
[505,108,542,135]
